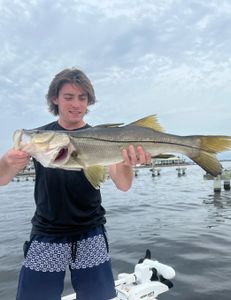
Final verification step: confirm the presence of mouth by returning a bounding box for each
[54,147,69,162]
[69,110,83,117]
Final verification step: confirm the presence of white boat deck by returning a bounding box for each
[61,253,175,300]
[62,293,76,300]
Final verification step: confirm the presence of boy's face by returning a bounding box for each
[53,83,88,129]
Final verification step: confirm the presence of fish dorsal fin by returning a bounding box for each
[128,115,165,132]
[94,123,124,128]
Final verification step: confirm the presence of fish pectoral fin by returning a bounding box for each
[128,115,165,132]
[84,165,108,189]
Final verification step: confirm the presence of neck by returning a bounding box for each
[57,119,86,130]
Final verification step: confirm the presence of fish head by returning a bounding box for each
[13,129,79,168]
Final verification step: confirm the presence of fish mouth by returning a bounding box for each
[54,147,69,162]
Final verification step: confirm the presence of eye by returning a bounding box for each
[79,95,88,101]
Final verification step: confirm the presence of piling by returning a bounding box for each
[134,169,139,177]
[150,168,161,177]
[213,176,221,193]
[204,169,231,192]
[176,167,186,177]
[224,180,231,191]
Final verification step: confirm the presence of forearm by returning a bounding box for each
[0,158,18,185]
[109,145,151,192]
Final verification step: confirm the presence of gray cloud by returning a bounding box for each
[0,0,230,158]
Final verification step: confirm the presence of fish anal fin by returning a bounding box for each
[84,165,108,189]
[129,115,165,132]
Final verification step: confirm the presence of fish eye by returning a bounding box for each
[71,151,78,158]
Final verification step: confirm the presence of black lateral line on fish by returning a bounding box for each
[73,137,205,152]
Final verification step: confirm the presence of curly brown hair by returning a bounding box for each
[46,68,96,115]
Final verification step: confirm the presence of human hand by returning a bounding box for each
[121,145,151,167]
[2,148,30,171]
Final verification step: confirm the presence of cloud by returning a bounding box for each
[0,0,230,158]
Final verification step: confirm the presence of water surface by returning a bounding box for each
[0,163,231,299]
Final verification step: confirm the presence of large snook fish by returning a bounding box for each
[13,115,231,189]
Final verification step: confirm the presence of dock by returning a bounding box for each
[12,161,35,182]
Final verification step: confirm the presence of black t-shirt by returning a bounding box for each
[31,121,106,237]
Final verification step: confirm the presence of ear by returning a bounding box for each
[52,97,58,105]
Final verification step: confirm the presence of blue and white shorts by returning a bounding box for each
[16,226,116,300]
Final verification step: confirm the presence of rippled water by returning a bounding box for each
[1,163,231,300]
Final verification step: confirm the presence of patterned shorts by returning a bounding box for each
[16,226,116,300]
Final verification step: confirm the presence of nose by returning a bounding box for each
[71,97,82,107]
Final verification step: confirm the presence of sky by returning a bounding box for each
[0,0,231,159]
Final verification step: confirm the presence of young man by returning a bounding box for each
[0,68,151,300]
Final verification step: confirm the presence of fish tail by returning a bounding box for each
[191,136,231,176]
[191,151,223,176]
[200,136,231,153]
